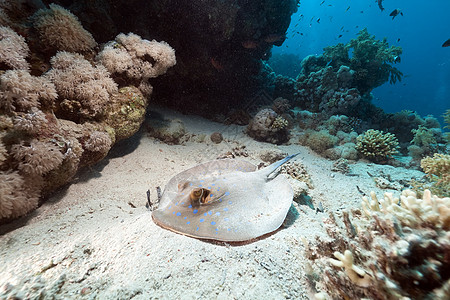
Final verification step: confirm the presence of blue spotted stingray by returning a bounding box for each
[152,153,298,242]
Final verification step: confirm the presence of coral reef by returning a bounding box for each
[45,51,118,121]
[96,32,176,97]
[356,129,399,162]
[31,4,97,53]
[0,18,176,221]
[0,26,29,70]
[246,108,289,144]
[323,28,403,94]
[420,154,450,197]
[305,189,450,299]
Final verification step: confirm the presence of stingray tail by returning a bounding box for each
[259,153,300,180]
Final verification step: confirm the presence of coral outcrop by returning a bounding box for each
[356,129,399,162]
[246,108,289,144]
[31,4,97,53]
[305,189,450,299]
[0,12,176,222]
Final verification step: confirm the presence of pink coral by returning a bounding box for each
[11,140,65,176]
[45,51,118,120]
[0,26,29,70]
[31,4,96,52]
[0,171,38,219]
[0,70,58,113]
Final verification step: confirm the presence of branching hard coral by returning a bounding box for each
[420,153,450,196]
[0,70,57,113]
[411,125,437,147]
[31,4,96,52]
[362,189,450,230]
[356,129,399,162]
[0,26,29,70]
[96,32,176,96]
[45,51,117,121]
[305,189,450,299]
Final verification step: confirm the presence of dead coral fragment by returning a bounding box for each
[356,129,399,161]
[0,26,29,70]
[32,4,96,52]
[362,189,450,230]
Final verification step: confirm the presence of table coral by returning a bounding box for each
[356,129,399,162]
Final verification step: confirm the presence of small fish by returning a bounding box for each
[241,40,258,49]
[263,34,286,43]
[338,34,343,38]
[390,9,403,20]
[310,16,314,23]
[317,18,320,23]
[360,10,364,13]
[346,6,350,12]
[340,26,344,31]
[393,56,401,63]
[397,38,401,42]
[377,0,385,11]
[442,39,450,47]
[320,0,325,5]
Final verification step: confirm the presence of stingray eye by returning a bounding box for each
[191,188,203,199]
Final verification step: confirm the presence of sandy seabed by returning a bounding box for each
[0,108,424,299]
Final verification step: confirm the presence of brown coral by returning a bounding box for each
[0,26,29,70]
[0,171,38,219]
[11,140,65,176]
[31,4,96,52]
[45,51,117,121]
[0,70,57,113]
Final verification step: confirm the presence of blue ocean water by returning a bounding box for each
[272,0,450,124]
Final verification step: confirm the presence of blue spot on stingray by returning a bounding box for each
[223,208,228,211]
[228,201,232,204]
[198,184,202,187]
[196,226,199,231]
[212,183,215,186]
[215,228,219,231]
[181,202,185,205]
[204,213,208,216]
[188,205,192,208]
[193,209,198,214]
[210,194,214,197]
[172,211,176,214]
[183,216,187,219]
[224,192,230,196]
[207,187,211,189]
[176,212,181,216]
[211,221,216,225]
[200,219,205,223]
[208,211,212,215]
[224,217,229,221]
[227,228,231,231]
[217,188,220,191]
[175,202,178,206]
[215,212,220,216]
[187,221,190,225]
[189,183,193,186]
[199,180,204,182]
[168,206,172,209]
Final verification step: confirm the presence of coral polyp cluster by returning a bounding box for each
[356,129,399,162]
[0,4,176,222]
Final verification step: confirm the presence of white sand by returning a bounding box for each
[0,108,424,299]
